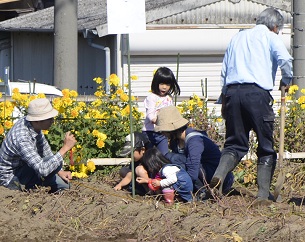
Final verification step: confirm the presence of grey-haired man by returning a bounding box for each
[210,7,293,205]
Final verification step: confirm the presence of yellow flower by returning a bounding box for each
[130,75,138,80]
[87,161,96,173]
[42,130,49,135]
[4,120,13,129]
[288,85,299,95]
[92,99,102,107]
[298,96,305,104]
[62,88,70,97]
[37,93,46,98]
[69,90,78,98]
[96,138,105,148]
[12,88,19,94]
[0,125,4,135]
[71,109,79,118]
[121,105,130,116]
[109,74,120,86]
[92,129,100,137]
[116,89,124,95]
[94,91,104,98]
[97,132,107,141]
[80,163,87,173]
[120,93,129,102]
[93,77,103,84]
[71,172,88,178]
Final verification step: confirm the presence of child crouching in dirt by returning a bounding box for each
[137,147,193,203]
[114,132,151,195]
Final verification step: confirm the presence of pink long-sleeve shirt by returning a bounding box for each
[142,93,173,131]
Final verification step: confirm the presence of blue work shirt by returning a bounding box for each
[221,24,293,94]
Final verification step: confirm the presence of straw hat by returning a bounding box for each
[155,106,188,132]
[26,98,58,121]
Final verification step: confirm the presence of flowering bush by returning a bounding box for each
[273,85,305,154]
[1,78,305,183]
[0,74,143,178]
[177,94,225,147]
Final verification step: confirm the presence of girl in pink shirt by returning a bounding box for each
[142,67,180,155]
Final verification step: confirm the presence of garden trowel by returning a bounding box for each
[273,85,286,202]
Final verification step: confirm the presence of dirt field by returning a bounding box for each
[1,164,305,242]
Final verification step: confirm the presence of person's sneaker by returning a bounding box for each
[196,190,209,202]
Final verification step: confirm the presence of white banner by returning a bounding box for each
[107,0,146,34]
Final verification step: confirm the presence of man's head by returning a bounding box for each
[256,7,284,34]
[119,132,150,158]
[26,98,58,122]
[154,106,188,135]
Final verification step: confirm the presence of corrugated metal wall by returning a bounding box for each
[12,32,54,84]
[10,32,108,94]
[149,0,292,25]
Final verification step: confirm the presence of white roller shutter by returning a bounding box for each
[124,54,283,116]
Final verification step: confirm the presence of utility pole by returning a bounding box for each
[54,0,78,91]
[292,0,305,95]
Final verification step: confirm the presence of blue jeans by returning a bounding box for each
[172,167,193,202]
[7,163,69,193]
[142,131,169,155]
[166,152,234,194]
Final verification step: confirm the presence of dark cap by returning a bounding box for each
[118,132,150,157]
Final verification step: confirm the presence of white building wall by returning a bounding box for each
[123,28,290,116]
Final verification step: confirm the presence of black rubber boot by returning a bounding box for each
[210,152,238,194]
[252,155,275,207]
[256,155,275,199]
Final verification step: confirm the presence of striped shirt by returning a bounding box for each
[0,117,63,186]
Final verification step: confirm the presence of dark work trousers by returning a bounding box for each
[222,84,277,161]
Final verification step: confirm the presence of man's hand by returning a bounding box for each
[58,170,72,183]
[64,131,77,150]
[279,80,290,92]
[59,132,77,157]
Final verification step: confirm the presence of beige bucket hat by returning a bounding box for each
[26,98,58,121]
[155,106,188,132]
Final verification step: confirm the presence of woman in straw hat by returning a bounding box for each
[155,106,234,199]
[0,98,77,193]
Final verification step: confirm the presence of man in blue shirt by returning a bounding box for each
[210,8,293,204]
[0,98,77,192]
